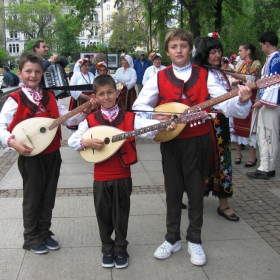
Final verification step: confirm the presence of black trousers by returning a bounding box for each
[161,134,211,244]
[93,178,132,257]
[18,150,61,249]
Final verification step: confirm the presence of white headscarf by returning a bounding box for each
[123,54,133,68]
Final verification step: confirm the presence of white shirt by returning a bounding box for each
[142,65,166,86]
[112,67,137,90]
[70,71,95,100]
[0,90,88,147]
[133,64,252,119]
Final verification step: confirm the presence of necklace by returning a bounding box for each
[81,73,91,84]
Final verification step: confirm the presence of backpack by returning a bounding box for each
[9,72,20,86]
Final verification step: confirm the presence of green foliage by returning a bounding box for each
[55,16,81,57]
[0,47,8,62]
[108,3,148,54]
[5,0,61,41]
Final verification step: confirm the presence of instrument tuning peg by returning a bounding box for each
[193,121,197,126]
[190,122,193,127]
[198,120,201,125]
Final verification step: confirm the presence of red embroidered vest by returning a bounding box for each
[7,89,61,154]
[87,109,137,181]
[157,64,210,138]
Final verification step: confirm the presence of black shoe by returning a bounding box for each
[30,244,49,254]
[246,170,269,180]
[217,207,239,222]
[181,203,187,209]
[102,254,114,268]
[268,170,276,177]
[44,237,60,250]
[115,256,128,269]
[244,158,257,167]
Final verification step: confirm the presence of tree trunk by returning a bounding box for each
[181,0,201,39]
[214,0,223,33]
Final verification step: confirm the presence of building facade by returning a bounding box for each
[2,0,116,57]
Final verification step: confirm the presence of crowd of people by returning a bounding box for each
[0,29,279,271]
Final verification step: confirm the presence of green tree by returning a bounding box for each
[108,1,148,54]
[0,47,8,62]
[5,0,61,42]
[55,16,81,57]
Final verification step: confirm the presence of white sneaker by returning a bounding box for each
[188,242,206,266]
[154,241,181,259]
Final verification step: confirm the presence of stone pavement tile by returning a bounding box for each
[17,248,110,280]
[0,197,22,219]
[0,162,21,190]
[0,249,25,280]
[203,239,280,280]
[140,160,163,172]
[0,218,23,248]
[49,217,99,247]
[53,196,94,217]
[130,194,167,215]
[181,211,261,242]
[147,171,165,185]
[131,171,154,186]
[127,214,172,245]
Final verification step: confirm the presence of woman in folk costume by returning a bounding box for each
[95,61,110,76]
[193,36,239,221]
[229,43,262,167]
[68,58,95,130]
[112,54,137,110]
[142,52,166,85]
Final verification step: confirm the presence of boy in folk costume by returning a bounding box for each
[0,51,98,254]
[68,75,176,269]
[133,28,253,266]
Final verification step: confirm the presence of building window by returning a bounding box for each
[80,30,85,37]
[106,15,110,22]
[10,31,18,39]
[106,4,110,11]
[16,44,19,52]
[81,42,85,47]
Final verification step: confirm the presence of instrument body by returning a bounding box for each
[12,101,93,156]
[80,111,208,163]
[44,63,70,99]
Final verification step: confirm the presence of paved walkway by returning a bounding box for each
[0,97,280,279]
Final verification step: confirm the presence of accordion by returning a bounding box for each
[44,63,70,99]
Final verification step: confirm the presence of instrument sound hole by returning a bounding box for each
[104,137,110,145]
[40,127,46,134]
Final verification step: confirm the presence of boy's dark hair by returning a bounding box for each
[193,37,223,67]
[93,75,116,93]
[164,28,193,52]
[258,31,278,47]
[19,51,43,71]
[32,40,45,52]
